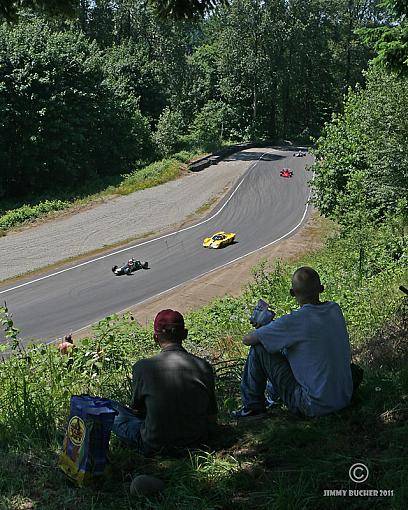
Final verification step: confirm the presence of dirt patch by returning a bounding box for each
[74,211,328,338]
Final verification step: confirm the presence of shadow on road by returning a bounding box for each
[226,151,286,162]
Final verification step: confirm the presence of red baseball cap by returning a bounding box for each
[154,309,185,334]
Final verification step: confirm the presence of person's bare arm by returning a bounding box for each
[243,331,260,346]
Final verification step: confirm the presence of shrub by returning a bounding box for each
[0,199,69,230]
[153,107,185,157]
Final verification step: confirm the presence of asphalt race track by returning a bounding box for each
[0,148,313,343]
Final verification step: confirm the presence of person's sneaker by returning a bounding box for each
[265,397,282,410]
[230,407,266,420]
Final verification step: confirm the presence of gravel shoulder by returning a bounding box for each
[0,155,254,281]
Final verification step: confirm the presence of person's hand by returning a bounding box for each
[243,331,260,346]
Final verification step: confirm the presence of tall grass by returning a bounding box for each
[0,199,69,231]
[113,158,182,195]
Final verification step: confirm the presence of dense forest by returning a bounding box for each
[0,0,397,199]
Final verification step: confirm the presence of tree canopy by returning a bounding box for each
[0,18,152,196]
[0,0,76,20]
[0,0,399,199]
[311,64,408,224]
[0,0,229,20]
[310,0,408,228]
[358,0,408,74]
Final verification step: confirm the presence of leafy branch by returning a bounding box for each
[0,301,20,351]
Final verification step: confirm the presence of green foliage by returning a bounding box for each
[75,0,387,146]
[0,1,76,21]
[172,149,199,163]
[0,302,20,351]
[304,240,406,345]
[189,100,226,151]
[115,158,182,195]
[358,0,408,74]
[153,107,185,157]
[102,40,166,122]
[0,313,156,442]
[0,17,153,198]
[187,296,249,348]
[0,1,390,203]
[371,23,408,74]
[210,0,380,141]
[0,1,228,23]
[311,90,368,218]
[244,259,295,316]
[148,0,228,19]
[0,199,68,230]
[312,65,408,223]
[186,42,220,113]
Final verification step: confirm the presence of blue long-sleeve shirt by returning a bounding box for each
[254,301,353,416]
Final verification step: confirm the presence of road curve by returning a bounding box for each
[0,148,313,343]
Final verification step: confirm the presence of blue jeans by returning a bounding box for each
[240,344,311,416]
[110,401,144,453]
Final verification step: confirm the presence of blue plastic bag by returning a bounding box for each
[59,395,117,486]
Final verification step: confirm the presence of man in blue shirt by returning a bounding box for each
[232,267,354,419]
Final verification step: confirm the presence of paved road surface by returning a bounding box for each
[0,148,313,343]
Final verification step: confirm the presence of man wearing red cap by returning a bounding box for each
[112,309,217,455]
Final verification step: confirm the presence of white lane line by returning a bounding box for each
[69,187,312,341]
[0,153,270,295]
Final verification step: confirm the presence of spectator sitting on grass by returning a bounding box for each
[111,309,217,455]
[232,267,361,419]
[57,334,75,355]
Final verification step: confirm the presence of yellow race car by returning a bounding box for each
[203,231,236,249]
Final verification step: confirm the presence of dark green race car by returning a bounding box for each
[112,257,149,275]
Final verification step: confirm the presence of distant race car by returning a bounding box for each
[280,169,293,178]
[112,257,149,275]
[203,231,236,249]
[293,150,306,157]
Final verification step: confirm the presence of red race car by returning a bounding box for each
[280,169,293,178]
